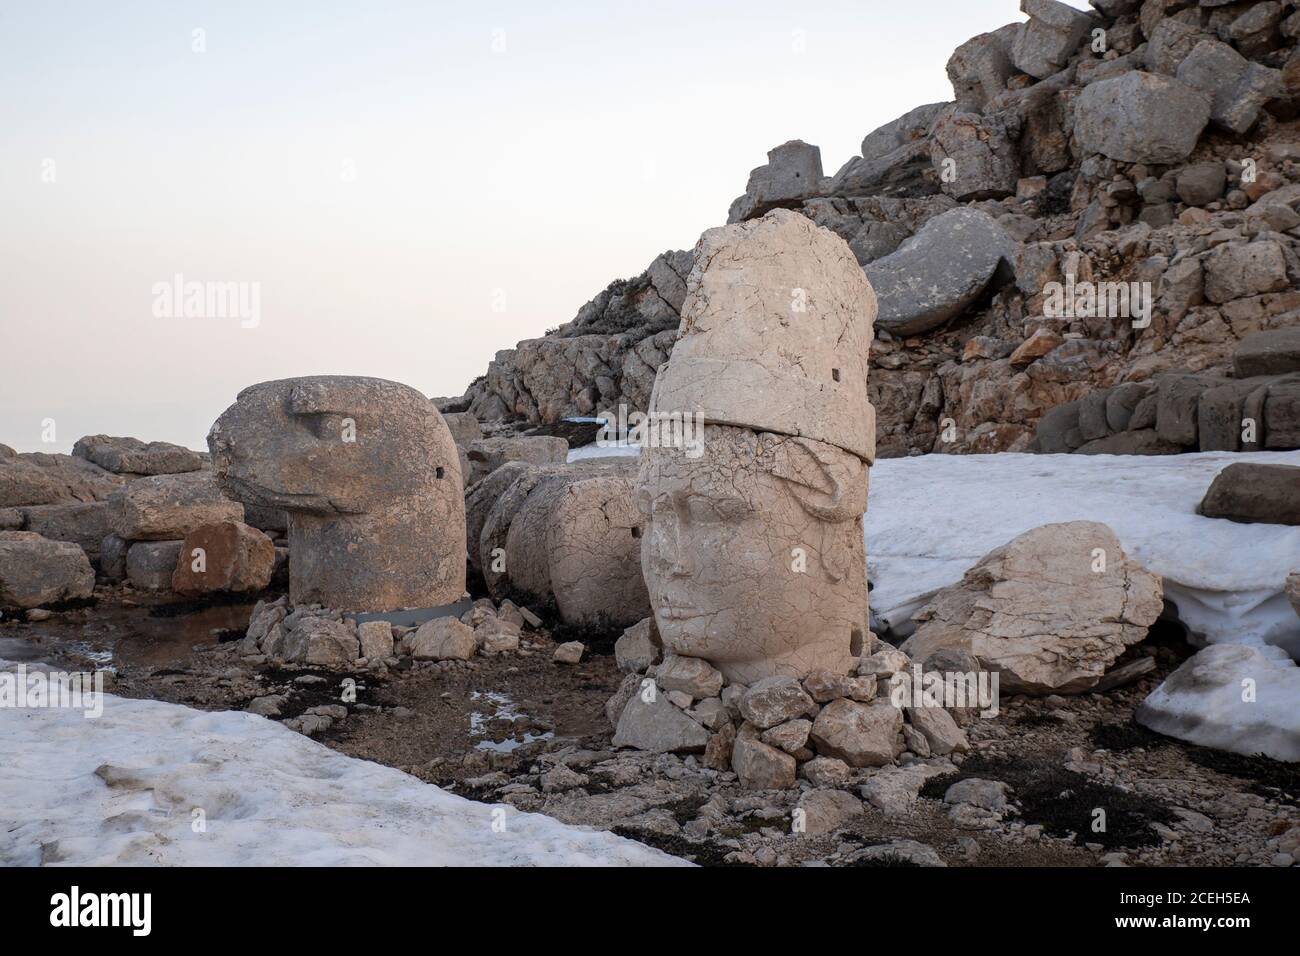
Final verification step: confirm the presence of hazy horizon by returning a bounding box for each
[1,0,1090,453]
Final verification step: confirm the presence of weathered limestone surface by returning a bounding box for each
[639,211,875,683]
[209,376,466,611]
[110,471,243,542]
[72,435,202,476]
[903,521,1164,694]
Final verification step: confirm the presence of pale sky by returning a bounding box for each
[0,0,1090,453]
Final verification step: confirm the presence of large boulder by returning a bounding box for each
[946,24,1020,112]
[1176,39,1285,135]
[929,111,1020,201]
[1198,463,1300,526]
[1202,241,1290,304]
[1073,72,1210,164]
[0,452,123,508]
[864,208,1016,336]
[71,435,202,476]
[17,501,114,558]
[171,520,276,596]
[902,521,1164,694]
[1011,0,1092,80]
[829,103,951,198]
[0,531,94,608]
[1137,644,1300,762]
[110,471,243,542]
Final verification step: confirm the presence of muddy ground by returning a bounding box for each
[4,586,1296,867]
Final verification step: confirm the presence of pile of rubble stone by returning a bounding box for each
[454,0,1300,461]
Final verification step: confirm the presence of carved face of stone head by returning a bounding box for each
[209,376,458,515]
[636,423,868,683]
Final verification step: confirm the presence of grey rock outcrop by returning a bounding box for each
[865,208,1017,335]
[0,531,94,608]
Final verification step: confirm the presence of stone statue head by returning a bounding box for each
[209,376,465,611]
[635,209,876,683]
[638,424,869,683]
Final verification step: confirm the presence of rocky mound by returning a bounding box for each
[454,0,1300,460]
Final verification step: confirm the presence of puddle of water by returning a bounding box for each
[469,689,553,753]
[1,597,261,672]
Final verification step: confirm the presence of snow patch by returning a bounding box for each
[0,688,687,867]
[865,451,1300,657]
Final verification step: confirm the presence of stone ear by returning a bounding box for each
[768,436,867,523]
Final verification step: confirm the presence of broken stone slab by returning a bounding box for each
[902,521,1164,695]
[842,839,947,867]
[71,435,202,476]
[761,718,812,754]
[946,23,1020,112]
[810,698,903,768]
[110,470,243,542]
[612,689,710,753]
[210,376,466,612]
[732,722,797,789]
[17,501,114,559]
[171,520,275,596]
[1137,643,1300,762]
[1198,462,1300,525]
[1073,71,1211,164]
[1234,328,1300,379]
[347,599,475,628]
[1011,0,1093,79]
[125,540,183,592]
[1090,655,1156,694]
[864,207,1017,336]
[0,531,94,609]
[1155,372,1226,448]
